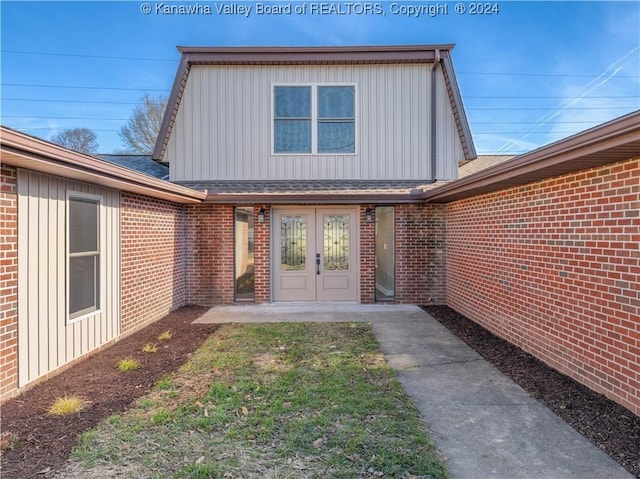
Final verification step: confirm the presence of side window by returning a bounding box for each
[68,194,101,321]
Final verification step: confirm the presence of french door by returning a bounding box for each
[273,207,358,301]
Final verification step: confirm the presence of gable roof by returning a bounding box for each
[153,44,476,162]
[0,126,205,204]
[96,154,169,179]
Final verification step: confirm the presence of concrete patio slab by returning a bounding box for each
[196,303,633,479]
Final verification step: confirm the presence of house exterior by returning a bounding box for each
[153,45,475,304]
[1,45,638,416]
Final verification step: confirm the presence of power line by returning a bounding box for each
[2,98,139,105]
[467,106,634,111]
[459,71,638,78]
[3,115,130,121]
[3,96,637,105]
[464,95,638,99]
[2,82,168,92]
[1,50,175,62]
[15,127,121,132]
[2,49,638,79]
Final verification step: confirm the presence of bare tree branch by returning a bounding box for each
[119,94,167,155]
[50,128,99,154]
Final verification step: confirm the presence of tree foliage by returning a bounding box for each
[119,94,167,155]
[50,128,99,154]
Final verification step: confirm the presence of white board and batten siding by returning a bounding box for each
[17,169,121,387]
[165,64,464,181]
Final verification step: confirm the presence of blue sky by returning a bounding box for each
[1,1,639,155]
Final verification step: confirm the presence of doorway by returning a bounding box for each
[273,207,358,301]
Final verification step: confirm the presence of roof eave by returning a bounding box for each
[423,111,640,203]
[203,192,425,205]
[1,127,206,204]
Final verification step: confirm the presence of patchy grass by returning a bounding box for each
[116,358,141,372]
[48,395,85,416]
[70,323,448,478]
[157,330,173,341]
[141,343,159,353]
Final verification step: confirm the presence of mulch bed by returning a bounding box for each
[422,305,640,478]
[0,306,217,478]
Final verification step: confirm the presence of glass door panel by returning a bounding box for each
[280,215,307,271]
[323,215,350,270]
[375,206,395,301]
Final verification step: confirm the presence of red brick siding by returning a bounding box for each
[185,204,234,305]
[446,157,640,415]
[254,206,271,303]
[360,204,446,304]
[120,193,188,334]
[0,166,18,397]
[395,204,447,304]
[360,205,376,303]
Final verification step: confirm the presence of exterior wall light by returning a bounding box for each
[365,207,373,223]
[258,207,266,223]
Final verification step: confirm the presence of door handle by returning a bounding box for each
[316,253,321,275]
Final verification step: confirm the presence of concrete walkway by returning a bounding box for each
[195,303,633,479]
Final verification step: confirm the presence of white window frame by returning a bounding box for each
[66,190,104,323]
[272,83,358,155]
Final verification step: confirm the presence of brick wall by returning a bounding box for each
[120,192,188,334]
[446,157,640,415]
[185,204,234,305]
[360,205,376,303]
[0,166,18,397]
[254,206,271,303]
[395,204,447,304]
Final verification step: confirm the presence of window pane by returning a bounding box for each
[323,215,349,270]
[275,119,311,153]
[318,86,354,118]
[69,198,98,253]
[235,207,255,301]
[69,255,99,316]
[281,215,306,271]
[318,121,355,153]
[275,86,311,118]
[375,207,395,301]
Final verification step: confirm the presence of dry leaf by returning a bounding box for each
[313,437,324,449]
[242,406,249,416]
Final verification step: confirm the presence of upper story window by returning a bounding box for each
[273,85,356,154]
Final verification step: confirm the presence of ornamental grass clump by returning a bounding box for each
[49,395,85,416]
[142,343,158,353]
[157,330,172,341]
[117,358,141,372]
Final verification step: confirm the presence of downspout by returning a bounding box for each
[430,49,441,181]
